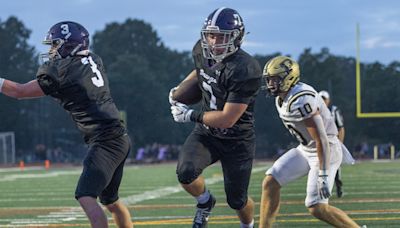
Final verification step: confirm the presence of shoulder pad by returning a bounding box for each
[36,61,58,79]
[286,91,318,121]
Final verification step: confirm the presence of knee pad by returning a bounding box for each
[227,195,247,210]
[100,196,119,206]
[176,162,199,184]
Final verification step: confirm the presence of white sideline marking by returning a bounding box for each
[0,198,71,202]
[0,167,45,173]
[4,166,267,225]
[7,208,86,225]
[122,166,266,205]
[121,174,224,205]
[0,170,81,182]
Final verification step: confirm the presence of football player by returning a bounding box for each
[258,56,361,228]
[319,90,348,198]
[0,21,132,227]
[169,7,262,228]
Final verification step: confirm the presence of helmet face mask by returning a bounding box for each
[263,56,300,97]
[201,30,239,62]
[41,21,89,62]
[43,38,65,60]
[201,7,245,62]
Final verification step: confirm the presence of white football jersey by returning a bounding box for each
[275,82,338,153]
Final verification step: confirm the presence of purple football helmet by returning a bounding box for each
[201,7,245,62]
[42,21,89,60]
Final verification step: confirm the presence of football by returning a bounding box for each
[172,76,202,105]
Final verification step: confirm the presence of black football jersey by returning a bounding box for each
[36,53,126,143]
[192,40,262,139]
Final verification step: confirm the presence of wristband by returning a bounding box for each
[318,170,328,176]
[0,78,4,93]
[190,110,204,123]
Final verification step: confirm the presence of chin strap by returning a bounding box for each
[76,50,90,56]
[69,44,83,56]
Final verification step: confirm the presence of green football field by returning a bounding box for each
[0,160,399,227]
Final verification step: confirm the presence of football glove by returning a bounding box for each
[169,87,178,105]
[317,170,331,199]
[171,102,193,123]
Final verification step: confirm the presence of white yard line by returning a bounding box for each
[0,167,45,173]
[2,166,267,225]
[0,170,81,182]
[122,166,266,205]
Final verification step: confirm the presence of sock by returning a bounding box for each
[240,219,254,228]
[195,189,210,204]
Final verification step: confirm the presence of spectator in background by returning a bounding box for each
[360,142,369,158]
[157,144,168,162]
[35,144,47,161]
[135,147,145,163]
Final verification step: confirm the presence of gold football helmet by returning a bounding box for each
[263,56,300,96]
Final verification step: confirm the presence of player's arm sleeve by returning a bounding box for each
[284,93,318,122]
[35,62,60,95]
[226,65,262,104]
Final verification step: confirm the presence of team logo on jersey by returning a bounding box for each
[200,69,217,84]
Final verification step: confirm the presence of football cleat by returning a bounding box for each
[192,194,216,228]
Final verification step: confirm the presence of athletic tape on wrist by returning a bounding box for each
[319,170,328,176]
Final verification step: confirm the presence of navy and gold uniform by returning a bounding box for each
[177,41,261,209]
[36,53,130,205]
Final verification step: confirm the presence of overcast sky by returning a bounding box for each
[1,0,400,64]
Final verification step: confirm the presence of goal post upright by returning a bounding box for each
[356,23,400,118]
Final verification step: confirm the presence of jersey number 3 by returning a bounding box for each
[82,56,105,87]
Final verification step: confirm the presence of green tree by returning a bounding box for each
[92,19,194,148]
[0,16,41,154]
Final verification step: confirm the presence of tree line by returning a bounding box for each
[0,16,399,160]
